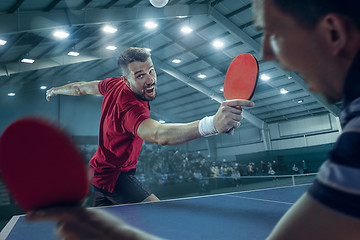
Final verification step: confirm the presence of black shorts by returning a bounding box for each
[92,169,152,207]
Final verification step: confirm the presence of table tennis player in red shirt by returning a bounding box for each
[45,47,254,207]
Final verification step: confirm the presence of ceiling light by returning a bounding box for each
[212,40,224,48]
[261,74,270,81]
[103,25,118,33]
[159,120,165,124]
[0,40,7,45]
[8,93,15,97]
[144,48,152,52]
[106,46,117,50]
[40,86,47,90]
[181,26,193,34]
[21,58,35,63]
[172,59,181,64]
[53,30,69,39]
[177,16,187,19]
[297,99,304,103]
[149,0,168,8]
[197,73,207,79]
[280,88,288,94]
[68,51,80,56]
[288,76,292,79]
[145,21,158,29]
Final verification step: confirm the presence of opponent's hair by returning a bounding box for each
[271,0,360,30]
[117,47,151,77]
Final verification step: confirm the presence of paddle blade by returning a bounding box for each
[0,117,89,211]
[224,53,259,100]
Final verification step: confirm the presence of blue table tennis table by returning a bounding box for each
[0,184,309,240]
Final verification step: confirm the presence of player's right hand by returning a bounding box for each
[213,99,254,133]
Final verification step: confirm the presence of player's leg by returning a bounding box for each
[107,169,159,205]
[91,186,114,207]
[142,193,160,202]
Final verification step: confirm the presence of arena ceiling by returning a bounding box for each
[0,0,341,130]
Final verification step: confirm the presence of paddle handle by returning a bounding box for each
[226,105,242,135]
[226,128,235,135]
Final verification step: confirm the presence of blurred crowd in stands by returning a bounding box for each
[79,145,310,187]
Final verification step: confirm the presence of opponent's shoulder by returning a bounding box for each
[342,97,360,126]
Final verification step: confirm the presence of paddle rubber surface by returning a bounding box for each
[224,53,259,101]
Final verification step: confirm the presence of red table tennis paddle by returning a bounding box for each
[0,117,89,211]
[224,53,259,101]
[223,53,259,133]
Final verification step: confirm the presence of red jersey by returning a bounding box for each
[89,77,150,193]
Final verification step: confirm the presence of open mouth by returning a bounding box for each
[145,86,155,95]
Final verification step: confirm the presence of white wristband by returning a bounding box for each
[198,116,218,137]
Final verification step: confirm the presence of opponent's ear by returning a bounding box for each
[319,13,348,55]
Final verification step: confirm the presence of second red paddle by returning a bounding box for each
[0,117,89,211]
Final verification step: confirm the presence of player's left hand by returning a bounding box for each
[46,88,57,102]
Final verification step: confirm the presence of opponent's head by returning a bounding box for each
[253,0,360,103]
[270,0,360,30]
[118,47,157,101]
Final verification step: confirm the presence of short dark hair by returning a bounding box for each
[271,0,360,30]
[117,47,151,77]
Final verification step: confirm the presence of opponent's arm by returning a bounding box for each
[46,81,101,102]
[267,193,360,240]
[26,206,164,240]
[137,99,254,145]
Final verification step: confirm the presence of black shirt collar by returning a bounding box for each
[342,51,360,109]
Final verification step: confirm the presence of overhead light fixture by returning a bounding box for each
[181,26,193,34]
[106,45,117,50]
[177,16,187,19]
[68,51,80,56]
[280,88,289,94]
[288,76,292,79]
[103,25,118,33]
[172,59,181,64]
[21,58,35,63]
[8,92,15,97]
[40,86,47,90]
[297,99,304,104]
[53,30,70,39]
[149,0,168,8]
[212,40,224,48]
[0,40,7,45]
[197,73,207,79]
[145,21,158,29]
[261,74,270,81]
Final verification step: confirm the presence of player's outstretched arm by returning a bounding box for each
[137,99,254,145]
[46,81,101,101]
[26,206,164,240]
